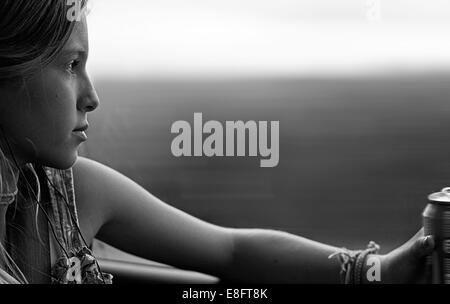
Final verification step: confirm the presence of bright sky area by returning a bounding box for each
[86,0,450,78]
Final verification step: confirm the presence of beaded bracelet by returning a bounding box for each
[328,241,380,284]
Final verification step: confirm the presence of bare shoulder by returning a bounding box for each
[71,156,235,271]
[72,156,114,180]
[72,156,131,192]
[72,156,115,208]
[72,156,130,217]
[71,156,162,240]
[72,156,142,202]
[71,156,125,242]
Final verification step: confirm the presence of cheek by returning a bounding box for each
[28,74,77,138]
[0,70,80,167]
[6,74,78,154]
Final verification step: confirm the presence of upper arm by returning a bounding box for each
[72,156,235,277]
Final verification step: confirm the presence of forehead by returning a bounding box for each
[61,18,89,55]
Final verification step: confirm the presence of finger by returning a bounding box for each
[407,228,424,243]
[412,235,435,259]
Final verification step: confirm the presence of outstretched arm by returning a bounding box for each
[221,228,344,283]
[73,157,433,283]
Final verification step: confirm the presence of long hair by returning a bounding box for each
[0,0,87,83]
[0,0,88,284]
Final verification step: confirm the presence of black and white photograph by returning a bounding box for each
[1,0,450,295]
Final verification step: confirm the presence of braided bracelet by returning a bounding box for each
[328,241,380,284]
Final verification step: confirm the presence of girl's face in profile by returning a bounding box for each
[0,17,99,169]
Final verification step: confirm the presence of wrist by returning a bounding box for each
[328,241,381,284]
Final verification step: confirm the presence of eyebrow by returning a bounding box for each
[60,48,88,58]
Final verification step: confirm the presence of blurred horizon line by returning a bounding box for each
[90,68,450,82]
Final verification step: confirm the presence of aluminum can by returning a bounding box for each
[423,187,450,284]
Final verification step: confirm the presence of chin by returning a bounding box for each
[37,150,78,170]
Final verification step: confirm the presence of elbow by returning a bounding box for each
[217,228,267,283]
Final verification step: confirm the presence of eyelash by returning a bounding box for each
[66,59,80,74]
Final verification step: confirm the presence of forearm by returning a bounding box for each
[222,228,344,283]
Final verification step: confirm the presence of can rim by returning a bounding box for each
[428,187,450,204]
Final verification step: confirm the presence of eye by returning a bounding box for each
[66,59,80,74]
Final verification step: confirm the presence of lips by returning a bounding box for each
[73,123,89,142]
[73,124,89,132]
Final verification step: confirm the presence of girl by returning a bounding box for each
[0,0,434,284]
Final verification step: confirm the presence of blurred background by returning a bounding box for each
[81,0,450,264]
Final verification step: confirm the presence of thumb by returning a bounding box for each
[411,235,435,259]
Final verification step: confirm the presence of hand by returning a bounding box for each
[379,228,434,284]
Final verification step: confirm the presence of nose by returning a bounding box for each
[77,74,99,113]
